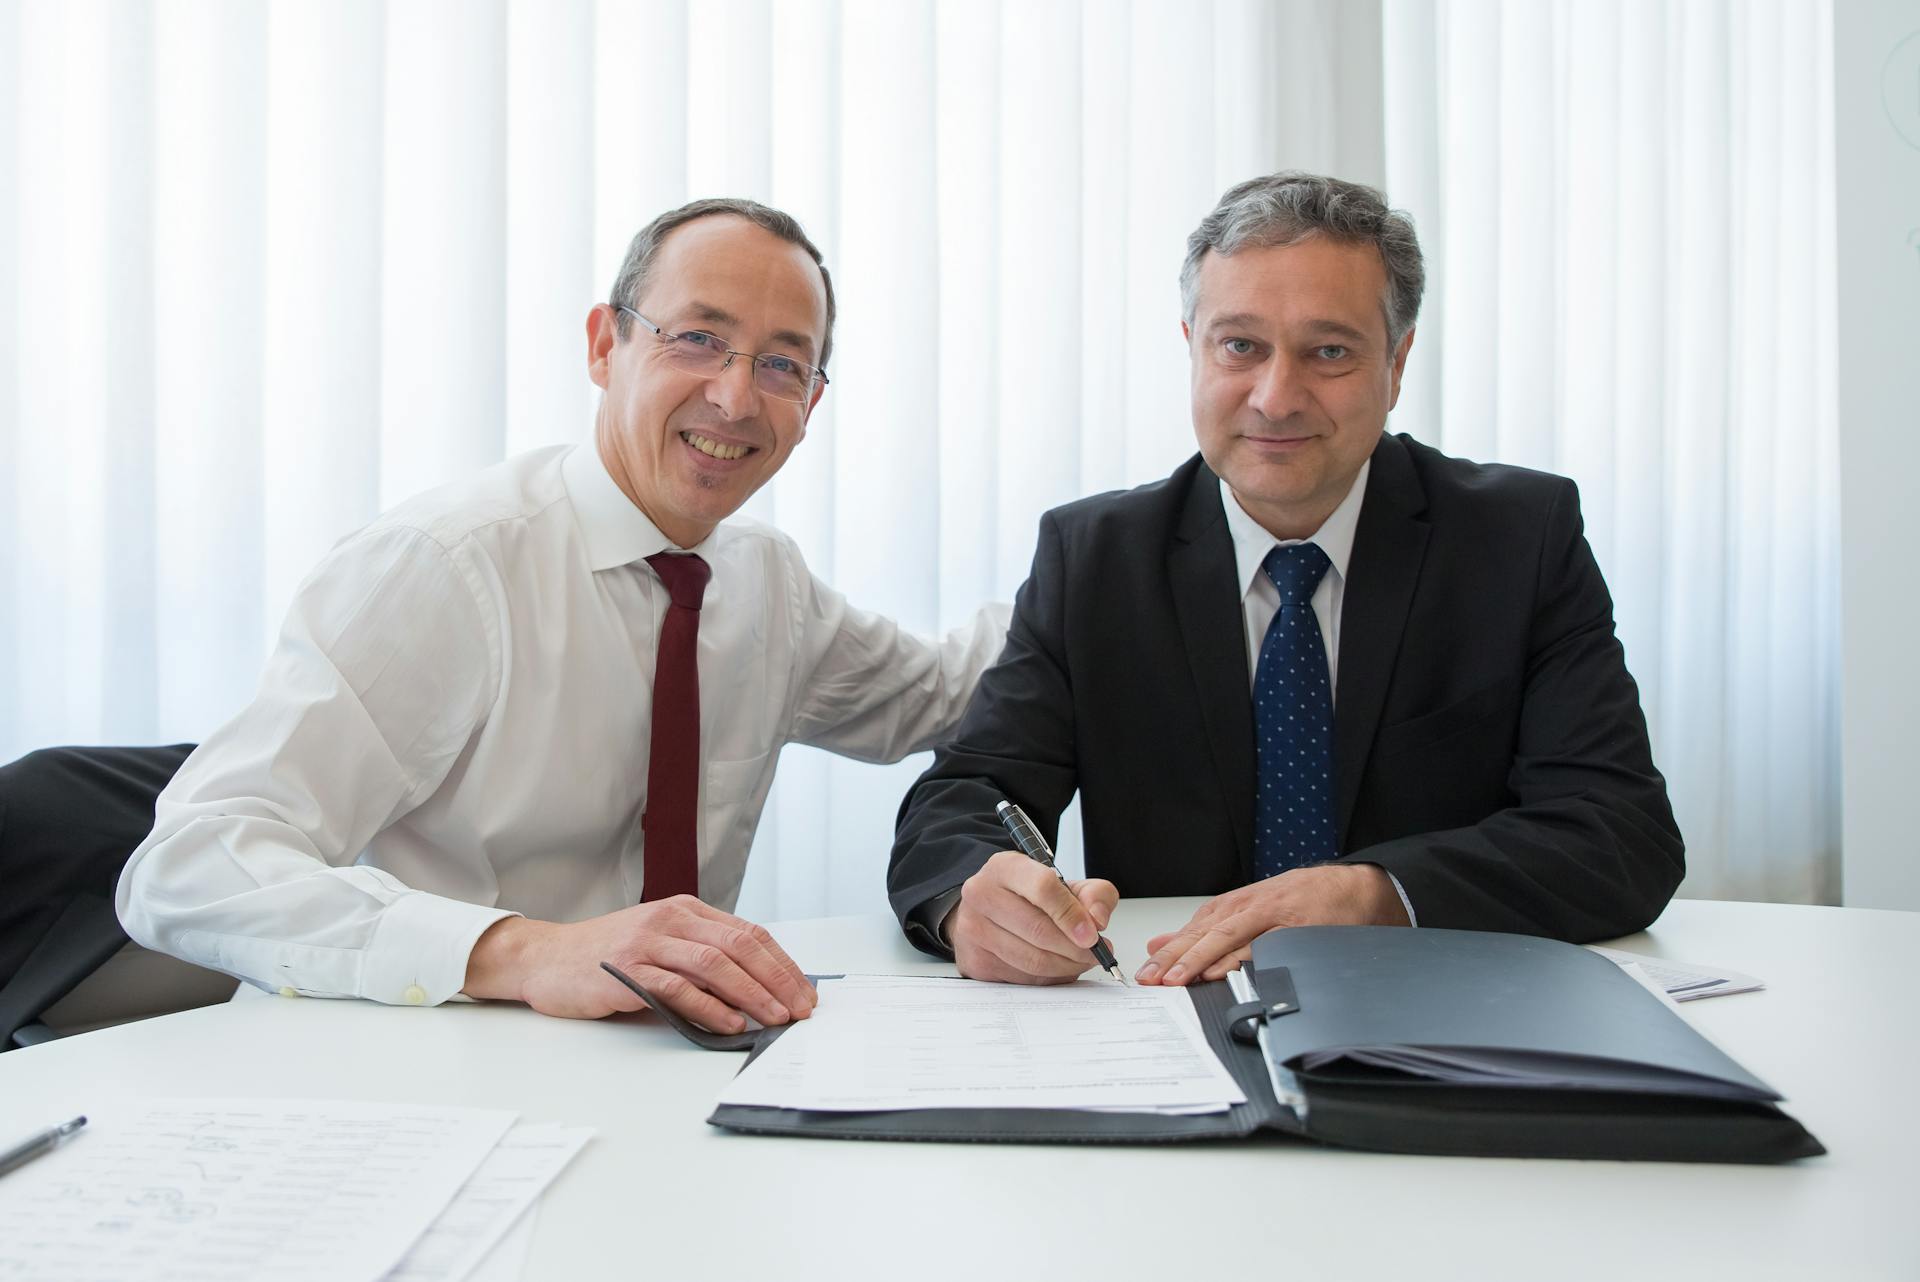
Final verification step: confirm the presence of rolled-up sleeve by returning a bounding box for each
[116,524,517,1005]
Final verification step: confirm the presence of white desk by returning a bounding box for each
[2,898,1915,1281]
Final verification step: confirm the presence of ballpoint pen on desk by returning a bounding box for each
[0,1116,87,1179]
[995,800,1127,984]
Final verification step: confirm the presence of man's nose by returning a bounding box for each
[1248,352,1313,421]
[705,353,761,420]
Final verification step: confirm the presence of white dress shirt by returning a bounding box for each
[1217,460,1418,925]
[117,443,1009,1006]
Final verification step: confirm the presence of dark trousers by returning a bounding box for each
[0,743,195,1041]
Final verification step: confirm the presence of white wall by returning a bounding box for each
[1835,0,1920,910]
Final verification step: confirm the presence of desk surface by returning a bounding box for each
[2,898,1915,1281]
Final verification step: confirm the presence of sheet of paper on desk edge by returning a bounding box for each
[0,1099,516,1282]
[716,974,1247,1113]
[1585,945,1764,1000]
[384,1121,595,1282]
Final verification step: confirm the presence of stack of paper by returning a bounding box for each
[1586,946,1765,1000]
[715,974,1247,1114]
[0,1100,591,1282]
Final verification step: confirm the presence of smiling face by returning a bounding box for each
[1185,234,1414,541]
[587,214,829,548]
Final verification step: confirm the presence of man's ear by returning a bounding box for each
[586,304,617,390]
[1181,320,1192,343]
[1386,325,1415,411]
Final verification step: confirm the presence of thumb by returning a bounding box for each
[1073,879,1119,930]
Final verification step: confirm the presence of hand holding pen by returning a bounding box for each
[937,801,1123,986]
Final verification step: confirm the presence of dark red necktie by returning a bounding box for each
[640,552,711,902]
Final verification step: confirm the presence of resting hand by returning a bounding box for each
[462,897,816,1030]
[947,850,1120,984]
[1135,863,1409,986]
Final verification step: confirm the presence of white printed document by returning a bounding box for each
[1586,946,1765,1000]
[385,1122,594,1282]
[715,975,1247,1112]
[0,1100,515,1282]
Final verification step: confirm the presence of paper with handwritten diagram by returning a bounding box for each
[0,1100,515,1282]
[385,1122,593,1282]
[715,974,1247,1112]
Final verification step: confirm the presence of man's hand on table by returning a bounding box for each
[947,849,1120,984]
[462,897,817,1031]
[1135,863,1410,986]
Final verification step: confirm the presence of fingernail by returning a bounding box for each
[1136,963,1160,982]
[1164,964,1187,984]
[1071,922,1097,947]
[770,1003,791,1023]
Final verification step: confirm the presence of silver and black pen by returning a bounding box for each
[995,800,1127,983]
[0,1116,86,1179]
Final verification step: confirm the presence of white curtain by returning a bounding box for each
[1382,0,1841,905]
[1,0,1839,918]
[0,0,1381,919]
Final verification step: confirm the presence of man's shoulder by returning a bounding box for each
[1386,433,1576,526]
[1042,453,1212,544]
[710,514,811,574]
[1393,433,1573,502]
[364,446,576,554]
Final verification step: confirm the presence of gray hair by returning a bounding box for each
[1180,172,1425,347]
[608,196,837,372]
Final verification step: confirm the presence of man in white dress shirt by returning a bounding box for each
[117,198,1007,1033]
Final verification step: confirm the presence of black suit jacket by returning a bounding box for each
[889,432,1684,955]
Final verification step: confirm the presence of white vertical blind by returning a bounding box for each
[1383,0,1841,904]
[2,0,1838,916]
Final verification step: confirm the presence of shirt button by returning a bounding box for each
[402,984,428,1006]
[278,986,298,998]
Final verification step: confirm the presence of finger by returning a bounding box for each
[1137,906,1216,983]
[958,907,1093,983]
[964,859,1099,964]
[1135,928,1200,984]
[1072,879,1119,931]
[624,963,749,1034]
[647,935,793,1027]
[991,855,1103,954]
[1159,915,1260,986]
[1200,945,1254,981]
[684,915,817,1016]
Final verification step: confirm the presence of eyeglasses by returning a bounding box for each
[617,307,828,404]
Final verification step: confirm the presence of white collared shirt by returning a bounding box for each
[117,443,1009,1006]
[1216,458,1418,924]
[1218,458,1370,697]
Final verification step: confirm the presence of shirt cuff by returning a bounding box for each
[1384,870,1418,927]
[361,892,521,1006]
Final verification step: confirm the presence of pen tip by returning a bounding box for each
[1109,967,1128,985]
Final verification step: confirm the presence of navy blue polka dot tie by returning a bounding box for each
[1253,543,1336,880]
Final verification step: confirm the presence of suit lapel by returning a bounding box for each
[1334,433,1430,847]
[1168,462,1257,882]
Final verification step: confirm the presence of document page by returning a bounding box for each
[0,1099,515,1282]
[385,1122,594,1282]
[1586,946,1764,1000]
[715,975,1247,1112]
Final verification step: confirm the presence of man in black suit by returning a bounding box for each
[888,171,1683,988]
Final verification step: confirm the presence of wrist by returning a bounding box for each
[462,916,547,1002]
[1352,863,1410,926]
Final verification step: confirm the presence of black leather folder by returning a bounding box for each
[605,926,1825,1163]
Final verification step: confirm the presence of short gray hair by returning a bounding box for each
[608,197,837,372]
[1180,172,1425,347]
